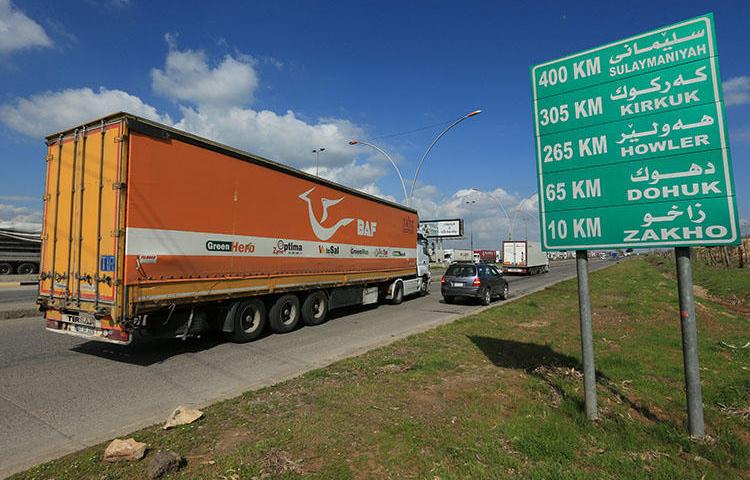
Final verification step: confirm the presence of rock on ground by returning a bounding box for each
[163,405,203,429]
[102,438,147,462]
[147,450,185,479]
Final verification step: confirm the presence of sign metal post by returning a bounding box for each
[576,250,598,420]
[531,14,738,435]
[675,246,705,436]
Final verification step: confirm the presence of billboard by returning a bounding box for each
[419,219,464,238]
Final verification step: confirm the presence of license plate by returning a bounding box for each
[452,282,464,287]
[73,324,95,335]
[63,313,96,327]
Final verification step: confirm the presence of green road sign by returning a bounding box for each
[541,148,732,211]
[531,13,739,250]
[535,58,720,136]
[532,16,714,99]
[542,196,737,249]
[539,101,725,173]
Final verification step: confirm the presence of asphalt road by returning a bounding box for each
[0,285,38,305]
[0,258,611,477]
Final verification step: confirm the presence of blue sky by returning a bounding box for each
[1,0,749,248]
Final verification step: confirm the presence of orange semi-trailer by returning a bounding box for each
[38,113,431,344]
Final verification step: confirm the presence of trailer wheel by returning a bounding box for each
[17,263,36,275]
[229,299,267,343]
[0,263,11,275]
[391,282,404,305]
[269,294,301,333]
[302,291,328,326]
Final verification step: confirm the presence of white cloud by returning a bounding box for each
[412,185,540,248]
[151,37,259,107]
[0,0,51,55]
[0,87,170,137]
[174,105,373,185]
[0,40,389,194]
[148,41,380,189]
[304,161,397,201]
[724,76,750,106]
[0,195,37,202]
[0,203,42,227]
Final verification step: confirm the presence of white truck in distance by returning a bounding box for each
[502,241,550,275]
[443,249,473,263]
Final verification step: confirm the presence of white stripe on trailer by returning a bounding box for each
[125,227,417,259]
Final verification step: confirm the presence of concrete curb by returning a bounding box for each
[0,273,38,282]
[0,308,40,320]
[0,280,38,287]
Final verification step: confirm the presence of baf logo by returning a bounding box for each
[274,240,303,255]
[299,187,376,241]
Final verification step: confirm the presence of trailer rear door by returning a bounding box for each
[40,120,126,311]
[503,241,527,266]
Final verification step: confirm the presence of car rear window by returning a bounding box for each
[446,265,476,277]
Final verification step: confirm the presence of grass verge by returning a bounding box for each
[647,253,750,313]
[13,257,749,479]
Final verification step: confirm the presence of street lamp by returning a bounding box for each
[465,199,476,251]
[349,140,408,202]
[510,194,537,240]
[312,147,326,176]
[469,187,512,240]
[408,109,482,205]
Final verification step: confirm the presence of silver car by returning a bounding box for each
[441,262,509,305]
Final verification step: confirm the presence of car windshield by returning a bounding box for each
[446,265,476,277]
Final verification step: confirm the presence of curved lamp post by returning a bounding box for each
[408,109,482,205]
[510,194,538,240]
[469,187,512,240]
[349,140,408,202]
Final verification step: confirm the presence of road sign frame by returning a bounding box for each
[531,13,739,251]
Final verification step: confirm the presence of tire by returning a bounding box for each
[443,295,455,304]
[391,283,404,305]
[481,288,491,306]
[420,276,430,295]
[302,291,328,326]
[269,294,301,333]
[500,283,509,300]
[0,263,11,275]
[17,263,36,275]
[228,299,267,343]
